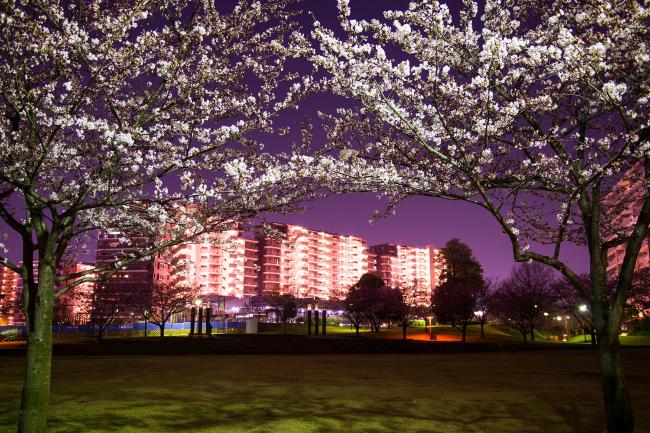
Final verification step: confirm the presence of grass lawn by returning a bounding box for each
[568,334,650,345]
[1,349,649,433]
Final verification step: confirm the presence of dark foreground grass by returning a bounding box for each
[1,349,650,433]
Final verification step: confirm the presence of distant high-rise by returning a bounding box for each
[605,162,650,280]
[173,229,259,297]
[369,243,442,293]
[93,222,446,301]
[257,223,370,299]
[54,262,96,324]
[0,264,20,326]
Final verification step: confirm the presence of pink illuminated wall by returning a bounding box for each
[605,162,650,280]
[370,243,443,295]
[257,223,370,299]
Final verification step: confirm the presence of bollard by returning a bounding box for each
[205,306,212,337]
[198,306,203,335]
[307,310,312,336]
[190,306,196,337]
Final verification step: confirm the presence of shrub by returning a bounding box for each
[630,317,650,336]
[0,329,25,342]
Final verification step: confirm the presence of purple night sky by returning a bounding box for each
[0,0,590,279]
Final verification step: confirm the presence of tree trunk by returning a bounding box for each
[283,320,287,335]
[354,323,360,336]
[402,325,407,340]
[480,321,485,339]
[598,328,634,433]
[521,328,528,344]
[160,322,165,338]
[17,265,55,433]
[461,323,467,343]
[530,327,535,341]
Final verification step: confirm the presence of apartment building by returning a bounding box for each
[604,162,650,280]
[257,223,370,299]
[172,230,259,297]
[0,264,20,326]
[369,243,443,292]
[97,228,259,298]
[54,262,96,324]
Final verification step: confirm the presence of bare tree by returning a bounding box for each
[394,283,429,340]
[432,278,483,343]
[492,263,558,343]
[133,282,197,338]
[553,275,598,344]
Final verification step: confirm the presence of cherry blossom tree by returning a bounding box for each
[306,1,649,431]
[0,1,315,431]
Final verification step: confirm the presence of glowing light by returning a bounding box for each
[578,304,588,313]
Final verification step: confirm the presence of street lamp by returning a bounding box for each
[578,304,588,313]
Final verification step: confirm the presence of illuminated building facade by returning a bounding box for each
[0,264,20,326]
[173,230,259,297]
[605,162,650,280]
[95,230,170,288]
[257,223,370,299]
[369,243,443,293]
[97,228,259,298]
[54,262,96,324]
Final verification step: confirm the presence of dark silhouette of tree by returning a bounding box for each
[476,279,494,339]
[266,294,297,334]
[630,268,650,321]
[492,263,558,343]
[89,286,123,342]
[132,282,197,338]
[553,275,597,344]
[440,239,483,282]
[344,286,367,336]
[432,239,485,342]
[432,278,484,343]
[394,283,429,340]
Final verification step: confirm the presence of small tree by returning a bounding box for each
[492,263,558,343]
[266,294,297,334]
[344,273,392,335]
[431,239,485,342]
[476,279,494,339]
[432,278,483,343]
[89,286,123,342]
[343,287,367,336]
[553,275,597,344]
[134,282,197,338]
[394,283,429,340]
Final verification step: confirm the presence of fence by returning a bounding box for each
[0,321,247,339]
